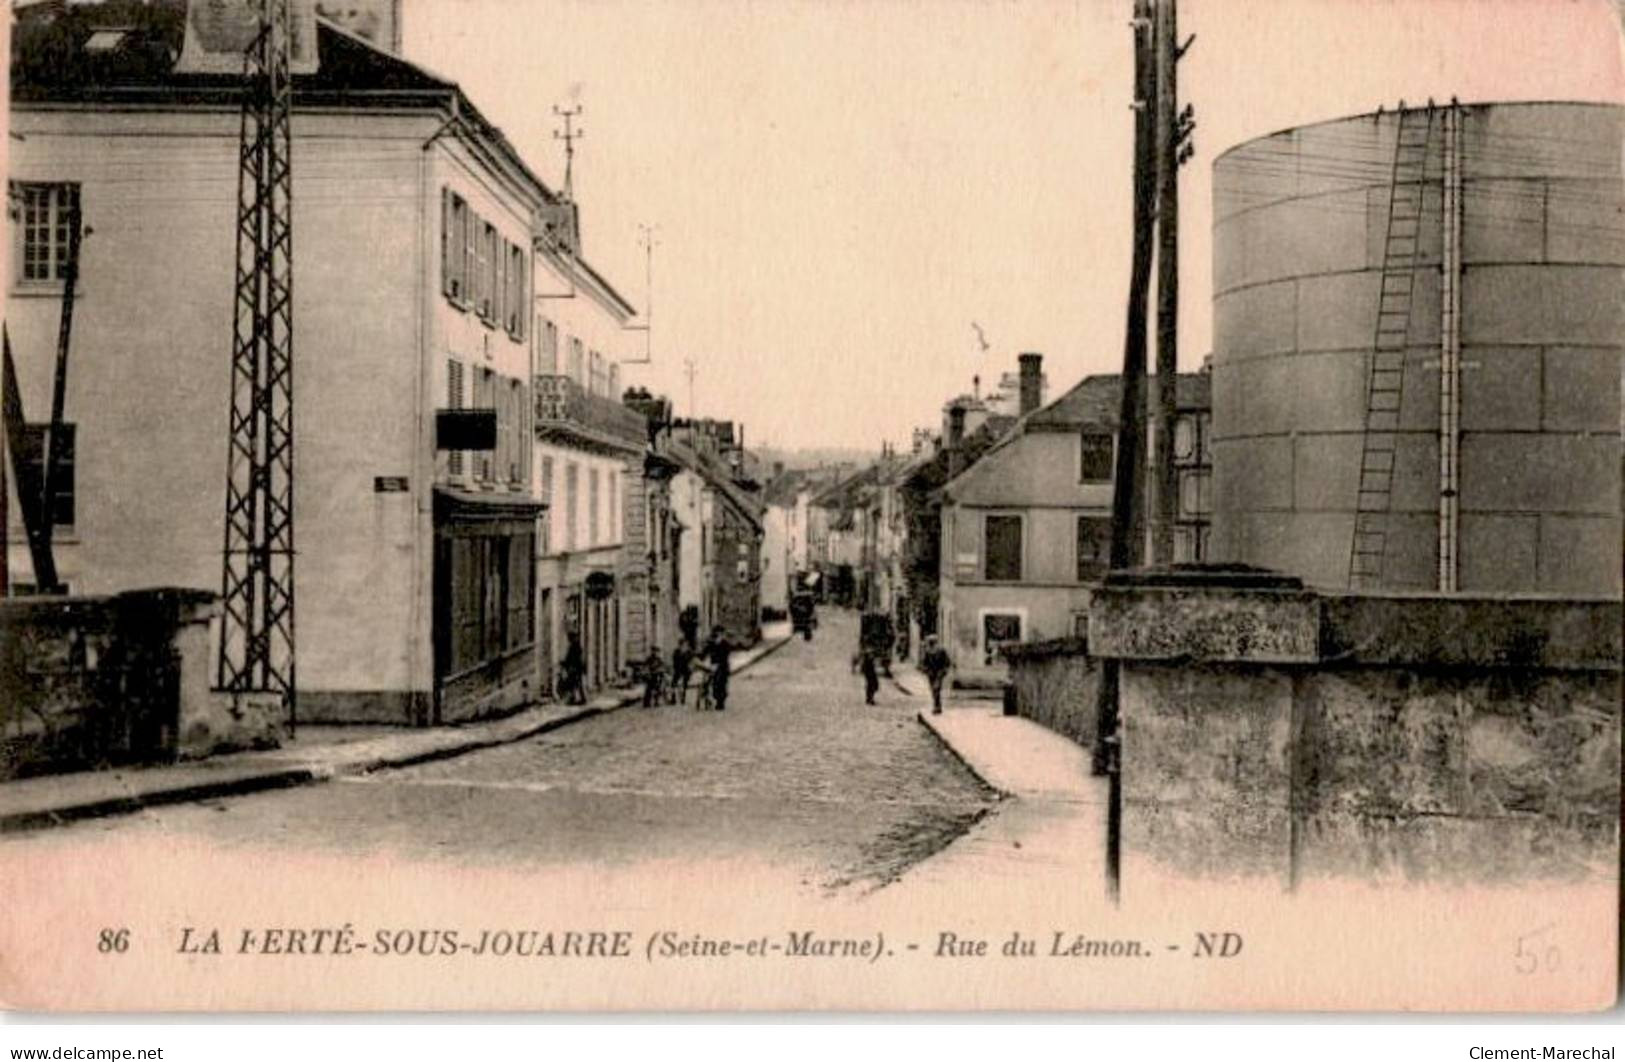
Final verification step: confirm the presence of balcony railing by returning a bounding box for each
[535,374,648,451]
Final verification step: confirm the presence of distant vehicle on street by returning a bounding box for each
[790,592,817,640]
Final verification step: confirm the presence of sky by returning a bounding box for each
[402,0,1622,451]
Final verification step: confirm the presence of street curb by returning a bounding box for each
[915,710,1009,802]
[0,767,319,834]
[1,636,794,834]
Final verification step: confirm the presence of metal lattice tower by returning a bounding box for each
[219,0,297,716]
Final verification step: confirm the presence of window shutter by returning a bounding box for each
[448,359,464,476]
[498,237,510,331]
[441,188,453,298]
[464,205,477,310]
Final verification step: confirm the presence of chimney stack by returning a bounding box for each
[946,403,967,478]
[1018,352,1043,416]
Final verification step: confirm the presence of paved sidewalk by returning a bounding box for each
[887,704,1110,900]
[0,625,791,833]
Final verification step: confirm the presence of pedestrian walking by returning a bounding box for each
[702,625,734,712]
[641,644,666,708]
[920,634,953,714]
[670,639,694,706]
[559,632,587,706]
[859,648,880,705]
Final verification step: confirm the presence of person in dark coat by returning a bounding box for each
[641,645,665,707]
[559,632,586,705]
[920,634,953,714]
[702,625,734,711]
[859,648,881,705]
[670,640,695,705]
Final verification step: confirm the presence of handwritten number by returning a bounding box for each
[1514,924,1557,975]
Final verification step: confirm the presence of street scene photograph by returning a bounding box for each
[0,0,1620,1013]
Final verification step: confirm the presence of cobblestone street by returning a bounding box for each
[16,611,997,898]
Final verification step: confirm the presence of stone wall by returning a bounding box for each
[1002,637,1098,747]
[1089,579,1621,888]
[0,589,285,779]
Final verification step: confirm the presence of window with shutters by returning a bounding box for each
[983,514,1023,582]
[477,221,498,323]
[568,337,585,385]
[474,368,494,481]
[506,242,527,339]
[441,189,469,305]
[463,201,477,310]
[564,462,579,551]
[539,457,554,554]
[446,359,465,476]
[1076,515,1110,581]
[509,378,527,484]
[608,470,618,541]
[14,183,81,289]
[494,234,507,331]
[589,469,600,546]
[539,318,558,374]
[1079,432,1113,482]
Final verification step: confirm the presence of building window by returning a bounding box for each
[983,514,1022,582]
[14,182,81,286]
[446,358,464,476]
[540,318,559,375]
[506,242,527,339]
[589,468,600,546]
[608,470,619,542]
[1076,515,1110,580]
[568,337,585,385]
[564,462,579,551]
[1174,414,1197,463]
[540,457,554,554]
[1079,432,1113,482]
[15,423,75,528]
[1071,612,1089,639]
[477,221,498,323]
[509,378,527,485]
[982,612,1022,667]
[474,367,494,481]
[441,189,468,304]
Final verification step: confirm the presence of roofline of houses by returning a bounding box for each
[14,13,641,322]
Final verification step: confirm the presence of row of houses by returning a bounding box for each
[3,2,764,725]
[765,353,1212,683]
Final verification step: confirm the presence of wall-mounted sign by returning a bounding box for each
[436,409,497,451]
[585,571,616,601]
[374,476,409,493]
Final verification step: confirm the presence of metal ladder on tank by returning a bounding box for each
[1348,103,1435,591]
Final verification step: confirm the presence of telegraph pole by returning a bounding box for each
[1097,0,1159,901]
[553,104,582,201]
[683,358,697,421]
[1150,0,1179,564]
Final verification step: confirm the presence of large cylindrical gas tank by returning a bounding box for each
[1210,101,1622,595]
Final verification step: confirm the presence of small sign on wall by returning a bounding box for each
[374,476,410,493]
